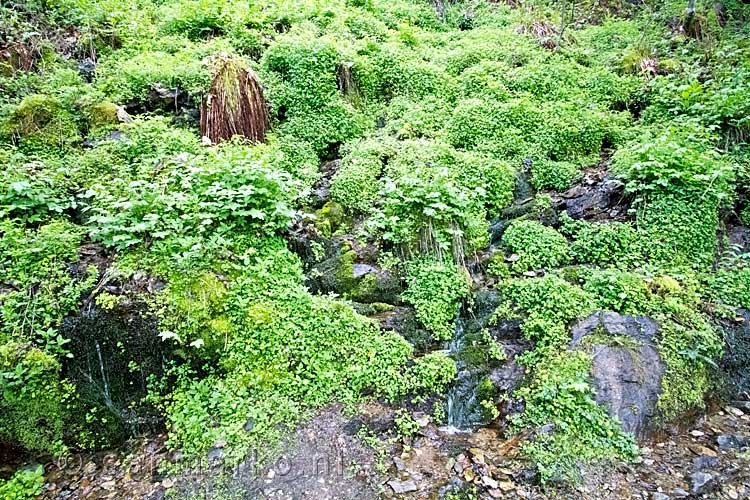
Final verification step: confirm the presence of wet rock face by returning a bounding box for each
[727,226,750,252]
[558,175,627,221]
[306,241,403,305]
[571,312,663,436]
[720,309,750,398]
[61,300,170,446]
[310,159,340,209]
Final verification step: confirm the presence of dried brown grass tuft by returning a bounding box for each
[200,55,270,144]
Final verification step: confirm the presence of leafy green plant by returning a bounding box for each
[394,409,420,439]
[513,352,637,484]
[406,351,457,394]
[582,269,652,315]
[402,259,471,341]
[0,466,44,500]
[330,138,391,213]
[378,166,487,261]
[561,214,639,267]
[0,94,80,151]
[531,159,580,191]
[88,144,296,250]
[494,276,594,361]
[502,220,571,272]
[0,342,73,455]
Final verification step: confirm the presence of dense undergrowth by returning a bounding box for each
[1,0,749,493]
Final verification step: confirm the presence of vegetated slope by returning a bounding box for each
[0,0,749,495]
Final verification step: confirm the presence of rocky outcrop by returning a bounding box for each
[557,174,628,222]
[571,311,664,436]
[720,308,750,398]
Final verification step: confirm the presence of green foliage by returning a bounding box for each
[88,144,296,251]
[502,221,571,272]
[647,278,724,420]
[384,96,454,139]
[329,138,390,213]
[1,94,80,150]
[706,267,750,309]
[0,220,93,349]
[402,259,471,341]
[0,466,44,500]
[406,351,457,395]
[485,254,510,280]
[166,372,302,466]
[496,276,594,361]
[379,166,487,260]
[163,243,418,466]
[1,0,746,480]
[262,32,341,110]
[612,123,734,204]
[158,0,235,40]
[581,269,652,315]
[513,352,637,484]
[561,214,639,267]
[152,272,231,364]
[531,159,580,191]
[447,97,613,163]
[394,409,420,438]
[95,44,214,104]
[0,153,77,223]
[277,100,368,156]
[0,342,72,455]
[637,192,720,270]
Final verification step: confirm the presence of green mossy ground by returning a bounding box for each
[1,0,750,493]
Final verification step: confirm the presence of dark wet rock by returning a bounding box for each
[61,297,169,446]
[488,318,523,341]
[148,83,188,109]
[243,418,255,432]
[147,489,165,500]
[307,241,402,304]
[571,312,663,436]
[558,175,627,221]
[353,263,378,278]
[207,447,224,462]
[727,226,750,252]
[122,82,196,119]
[488,356,525,392]
[78,58,96,82]
[373,307,431,352]
[311,159,340,208]
[719,309,750,398]
[343,416,365,436]
[571,311,658,344]
[83,129,128,148]
[716,434,750,449]
[689,471,714,495]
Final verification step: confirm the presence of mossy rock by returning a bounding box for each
[1,94,81,150]
[0,341,71,454]
[314,201,350,238]
[86,102,121,130]
[309,241,403,304]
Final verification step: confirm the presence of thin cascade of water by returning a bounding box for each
[95,341,112,409]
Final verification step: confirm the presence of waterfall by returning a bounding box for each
[443,316,487,431]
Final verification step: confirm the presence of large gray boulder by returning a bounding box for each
[570,311,664,436]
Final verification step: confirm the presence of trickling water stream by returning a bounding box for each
[445,317,487,430]
[62,304,170,445]
[443,290,529,431]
